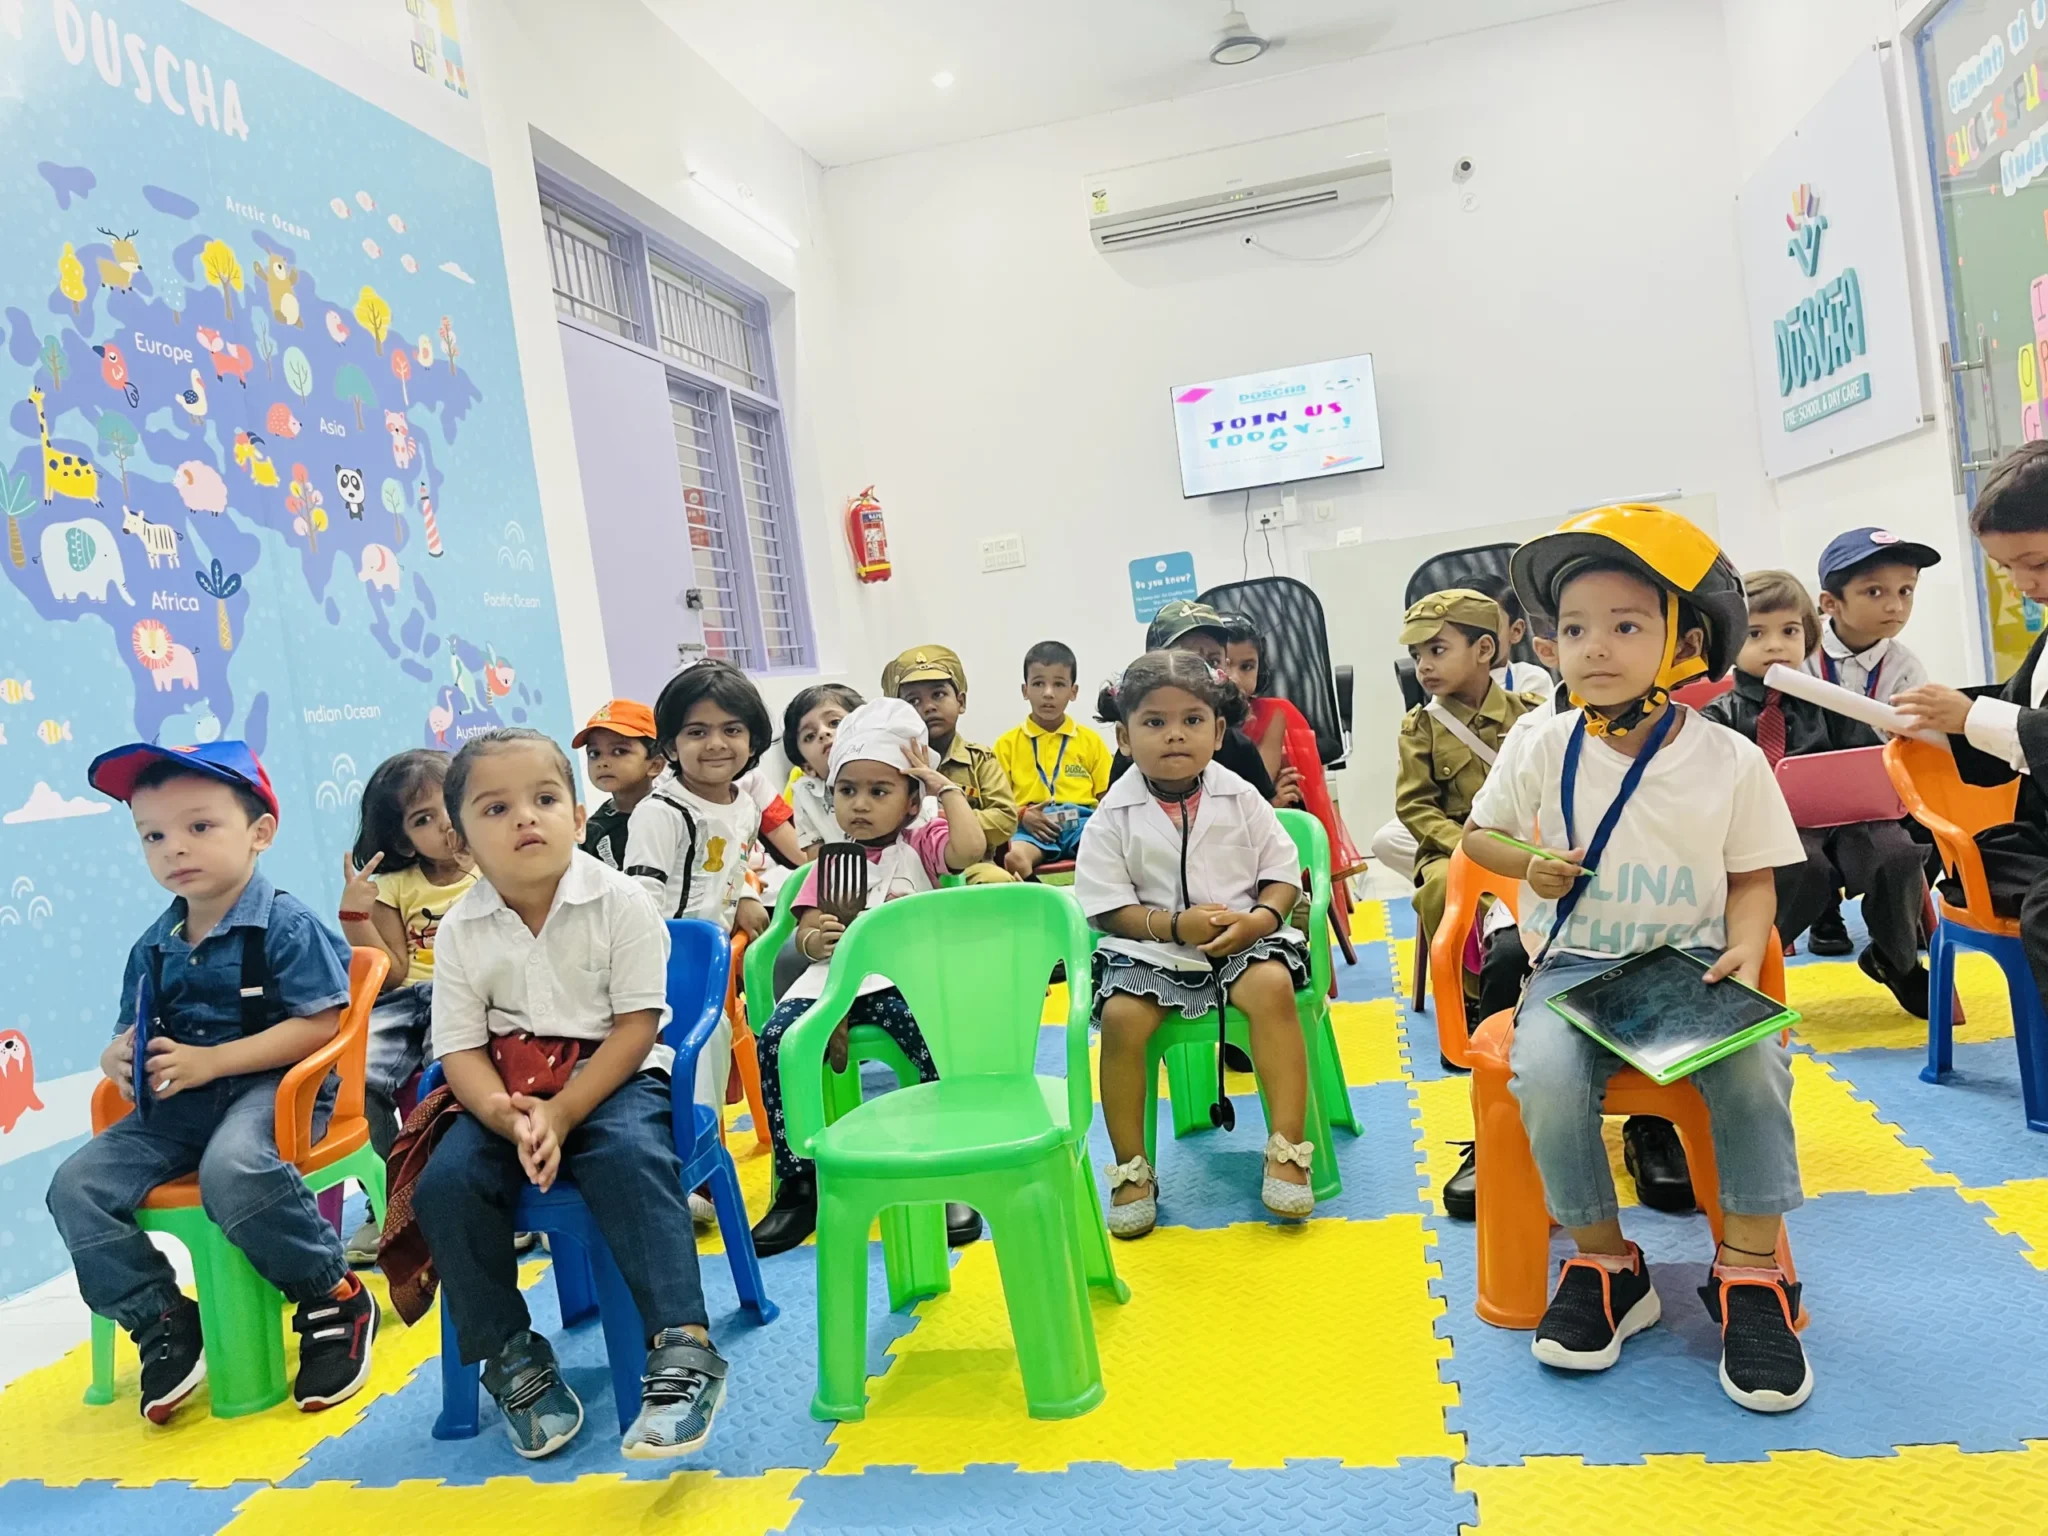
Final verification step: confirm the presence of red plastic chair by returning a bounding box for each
[1469,932,1802,1327]
[1671,675,1734,710]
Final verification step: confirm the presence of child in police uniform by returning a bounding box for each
[884,643,1017,883]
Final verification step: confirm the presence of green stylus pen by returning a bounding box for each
[1486,829,1596,875]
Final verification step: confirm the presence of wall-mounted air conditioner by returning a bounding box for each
[1084,116,1392,252]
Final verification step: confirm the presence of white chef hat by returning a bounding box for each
[828,697,930,785]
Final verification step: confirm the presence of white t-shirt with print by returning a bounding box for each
[1469,706,1802,960]
[622,767,761,927]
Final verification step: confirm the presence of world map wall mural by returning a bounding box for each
[0,1,570,1294]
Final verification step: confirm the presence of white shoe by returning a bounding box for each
[688,1192,717,1229]
[1105,1153,1157,1240]
[1261,1132,1315,1220]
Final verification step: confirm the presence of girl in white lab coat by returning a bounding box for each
[1074,649,1314,1239]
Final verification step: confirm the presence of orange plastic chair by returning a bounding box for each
[1885,738,2048,1125]
[1469,932,1803,1328]
[1426,847,1523,1071]
[725,930,772,1151]
[85,946,391,1416]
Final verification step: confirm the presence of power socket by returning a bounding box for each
[1252,505,1284,531]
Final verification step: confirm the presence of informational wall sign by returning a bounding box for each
[1129,552,1196,621]
[1736,50,1927,478]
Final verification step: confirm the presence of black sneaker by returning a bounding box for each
[1699,1268,1812,1412]
[1621,1116,1696,1213]
[1221,1043,1255,1075]
[1807,906,1853,957]
[292,1274,379,1411]
[1532,1244,1660,1371]
[1858,945,1931,1019]
[135,1295,206,1423]
[946,1203,984,1247]
[751,1171,817,1257]
[1442,1142,1477,1222]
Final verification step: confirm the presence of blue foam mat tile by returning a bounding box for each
[1823,1040,2048,1187]
[1784,895,1872,968]
[1335,934,1399,1005]
[1399,1005,1461,1086]
[0,1480,260,1535]
[1429,1187,2048,1464]
[286,1240,918,1486]
[784,1458,1474,1535]
[1081,1081,1422,1227]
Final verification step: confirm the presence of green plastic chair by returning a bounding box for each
[779,883,1127,1422]
[84,946,391,1417]
[746,862,951,1310]
[1144,808,1359,1202]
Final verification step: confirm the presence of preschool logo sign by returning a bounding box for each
[1786,185,1827,277]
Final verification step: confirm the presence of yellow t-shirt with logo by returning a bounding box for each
[373,863,479,985]
[993,716,1113,809]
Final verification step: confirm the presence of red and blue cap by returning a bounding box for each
[1818,527,1942,589]
[87,740,281,821]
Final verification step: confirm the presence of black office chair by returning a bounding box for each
[1402,542,1539,669]
[1197,575,1351,767]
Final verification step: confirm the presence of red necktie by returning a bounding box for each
[1756,689,1787,767]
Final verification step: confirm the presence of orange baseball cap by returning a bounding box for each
[572,699,658,747]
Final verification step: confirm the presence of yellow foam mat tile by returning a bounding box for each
[1331,998,1409,1086]
[1389,935,1416,1000]
[1458,1443,2048,1535]
[1413,1075,1475,1217]
[0,1260,540,1487]
[1787,1052,1956,1197]
[823,1214,1461,1474]
[218,1471,806,1535]
[1042,982,1069,1025]
[1787,951,2013,1055]
[1963,1177,2048,1270]
[1350,899,1389,946]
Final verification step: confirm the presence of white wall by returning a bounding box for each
[818,0,1780,758]
[1720,0,1979,685]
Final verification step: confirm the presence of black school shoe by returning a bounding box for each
[1442,1142,1477,1221]
[1622,1116,1696,1213]
[1531,1244,1660,1371]
[136,1294,206,1423]
[1699,1268,1813,1412]
[1806,906,1853,957]
[1859,945,1931,1020]
[292,1273,379,1411]
[946,1203,983,1246]
[752,1172,817,1257]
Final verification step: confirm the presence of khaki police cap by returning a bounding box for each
[882,644,967,695]
[1398,589,1504,647]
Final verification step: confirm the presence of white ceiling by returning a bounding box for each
[645,0,1618,166]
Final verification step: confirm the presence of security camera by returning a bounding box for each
[1452,156,1475,182]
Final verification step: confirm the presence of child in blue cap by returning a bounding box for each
[45,741,372,1424]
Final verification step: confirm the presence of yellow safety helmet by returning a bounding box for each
[1510,504,1747,735]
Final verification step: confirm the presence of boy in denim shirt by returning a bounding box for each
[46,742,371,1423]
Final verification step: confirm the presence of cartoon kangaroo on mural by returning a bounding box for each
[95,229,142,291]
[258,251,302,327]
[30,388,100,506]
[448,643,485,714]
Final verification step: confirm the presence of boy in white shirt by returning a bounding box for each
[412,727,728,1462]
[1465,504,1812,1415]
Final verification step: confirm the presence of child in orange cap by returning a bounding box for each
[575,700,665,871]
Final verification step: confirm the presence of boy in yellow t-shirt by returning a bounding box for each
[995,640,1112,878]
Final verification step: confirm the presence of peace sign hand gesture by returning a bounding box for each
[340,849,385,919]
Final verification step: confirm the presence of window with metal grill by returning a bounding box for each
[651,255,768,393]
[541,196,640,341]
[669,381,748,663]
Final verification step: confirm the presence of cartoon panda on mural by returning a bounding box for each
[335,463,366,521]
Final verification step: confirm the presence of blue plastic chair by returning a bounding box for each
[431,917,778,1441]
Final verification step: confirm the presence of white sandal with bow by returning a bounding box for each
[1262,1133,1316,1220]
[1105,1152,1158,1240]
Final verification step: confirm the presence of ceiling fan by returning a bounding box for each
[1201,3,1397,70]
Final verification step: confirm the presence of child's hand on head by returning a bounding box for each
[902,741,954,796]
[1526,848,1590,900]
[340,849,384,914]
[1892,684,1973,736]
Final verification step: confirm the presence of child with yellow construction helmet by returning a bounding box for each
[1461,504,1814,1414]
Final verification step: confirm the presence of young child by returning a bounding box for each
[412,728,727,1460]
[1107,602,1279,800]
[1464,504,1812,1414]
[1077,649,1316,1238]
[1372,591,1544,931]
[1703,571,1930,1016]
[575,699,665,869]
[782,683,864,861]
[996,640,1112,878]
[48,742,373,1422]
[748,698,987,1255]
[883,644,1017,882]
[1896,442,2048,1010]
[337,748,479,1263]
[1479,573,1556,693]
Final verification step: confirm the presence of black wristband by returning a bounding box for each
[1251,901,1286,934]
[1169,909,1184,945]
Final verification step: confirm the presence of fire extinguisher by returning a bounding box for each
[846,485,891,584]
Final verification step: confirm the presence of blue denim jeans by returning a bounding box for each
[1507,949,1802,1229]
[412,1071,708,1365]
[366,982,433,1160]
[46,1070,347,1331]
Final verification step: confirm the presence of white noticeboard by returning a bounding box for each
[1736,49,1927,479]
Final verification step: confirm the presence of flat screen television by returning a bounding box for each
[1170,353,1384,498]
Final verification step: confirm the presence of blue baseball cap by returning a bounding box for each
[88,740,281,820]
[1818,527,1942,589]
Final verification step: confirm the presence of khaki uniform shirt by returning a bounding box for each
[1393,683,1546,865]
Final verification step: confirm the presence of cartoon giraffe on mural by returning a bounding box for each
[29,388,100,506]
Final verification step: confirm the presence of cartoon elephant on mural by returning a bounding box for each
[40,517,135,605]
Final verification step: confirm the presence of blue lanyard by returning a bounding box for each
[1030,731,1070,797]
[1535,703,1678,966]
[1818,649,1883,698]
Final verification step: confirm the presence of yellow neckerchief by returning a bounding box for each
[1567,590,1707,739]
